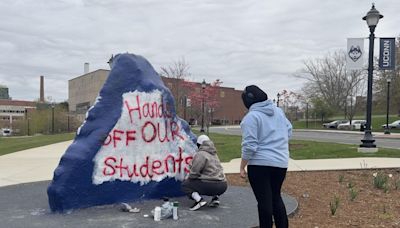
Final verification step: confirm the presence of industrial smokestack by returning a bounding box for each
[40,75,44,103]
[84,62,89,74]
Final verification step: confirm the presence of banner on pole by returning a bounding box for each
[347,38,364,70]
[379,38,396,70]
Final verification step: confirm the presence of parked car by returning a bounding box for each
[337,120,366,130]
[381,120,400,129]
[322,120,348,129]
[1,128,12,136]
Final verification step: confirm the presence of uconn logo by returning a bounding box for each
[348,45,362,62]
[381,40,392,67]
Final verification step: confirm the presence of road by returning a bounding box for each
[208,127,400,149]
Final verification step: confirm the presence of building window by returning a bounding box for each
[220,91,225,98]
[76,102,90,114]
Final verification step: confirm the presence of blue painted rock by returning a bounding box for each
[47,53,197,212]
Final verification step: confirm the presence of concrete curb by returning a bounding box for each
[221,157,400,174]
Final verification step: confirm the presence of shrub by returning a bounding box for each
[330,195,340,216]
[349,188,358,201]
[373,172,389,191]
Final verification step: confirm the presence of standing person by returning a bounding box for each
[182,135,227,211]
[240,85,292,228]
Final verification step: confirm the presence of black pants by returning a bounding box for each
[181,179,227,198]
[247,165,288,228]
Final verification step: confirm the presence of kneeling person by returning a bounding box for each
[182,135,228,211]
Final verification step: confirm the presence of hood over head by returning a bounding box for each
[199,140,217,155]
[241,85,268,109]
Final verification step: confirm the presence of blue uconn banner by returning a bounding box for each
[379,38,396,70]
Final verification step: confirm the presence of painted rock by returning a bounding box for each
[47,53,197,212]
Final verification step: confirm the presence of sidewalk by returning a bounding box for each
[0,141,69,187]
[0,140,399,187]
[222,157,400,173]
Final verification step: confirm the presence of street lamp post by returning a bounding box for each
[306,102,309,129]
[384,78,391,134]
[200,79,206,132]
[27,117,30,136]
[183,96,187,121]
[277,93,281,107]
[25,108,29,136]
[360,4,383,149]
[67,114,70,132]
[51,104,55,134]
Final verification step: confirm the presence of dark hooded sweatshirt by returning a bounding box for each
[188,140,226,181]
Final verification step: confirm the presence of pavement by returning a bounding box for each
[0,181,297,228]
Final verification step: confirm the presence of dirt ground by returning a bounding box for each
[226,169,400,228]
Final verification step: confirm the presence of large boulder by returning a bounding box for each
[48,53,197,212]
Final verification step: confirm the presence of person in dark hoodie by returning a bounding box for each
[240,85,292,228]
[181,135,227,211]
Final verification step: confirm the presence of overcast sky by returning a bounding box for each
[0,0,399,102]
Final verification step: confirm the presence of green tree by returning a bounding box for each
[312,97,334,122]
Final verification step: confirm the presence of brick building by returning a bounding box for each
[68,69,247,125]
[0,99,36,129]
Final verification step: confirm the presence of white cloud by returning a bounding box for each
[0,0,398,102]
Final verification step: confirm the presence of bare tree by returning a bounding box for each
[279,90,303,121]
[295,50,366,117]
[159,58,191,114]
[346,78,366,123]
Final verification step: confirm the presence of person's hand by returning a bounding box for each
[240,168,247,179]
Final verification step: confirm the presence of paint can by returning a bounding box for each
[172,202,179,220]
[154,206,161,221]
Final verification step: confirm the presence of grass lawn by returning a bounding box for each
[1,130,399,161]
[289,140,400,160]
[292,120,323,129]
[193,130,400,162]
[192,129,242,162]
[0,133,75,156]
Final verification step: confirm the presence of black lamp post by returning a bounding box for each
[200,79,206,132]
[27,117,30,136]
[360,4,383,148]
[67,114,70,132]
[51,104,55,134]
[384,78,391,134]
[25,108,29,136]
[277,93,281,107]
[306,102,309,129]
[183,95,187,121]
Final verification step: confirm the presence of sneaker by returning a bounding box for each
[209,196,220,207]
[189,199,207,211]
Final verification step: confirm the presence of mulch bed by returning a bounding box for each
[226,168,400,228]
